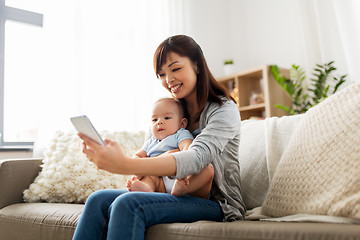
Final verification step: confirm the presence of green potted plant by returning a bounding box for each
[270,61,347,115]
[223,59,234,76]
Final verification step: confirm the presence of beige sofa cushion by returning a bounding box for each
[262,82,360,219]
[0,203,83,240]
[146,220,360,240]
[2,204,360,240]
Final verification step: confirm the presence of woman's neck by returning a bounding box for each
[185,93,198,116]
[185,95,201,132]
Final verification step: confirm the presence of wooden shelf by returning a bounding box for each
[218,65,291,120]
[239,103,265,112]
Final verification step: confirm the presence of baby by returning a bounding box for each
[126,98,213,198]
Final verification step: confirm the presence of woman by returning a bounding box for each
[73,35,245,240]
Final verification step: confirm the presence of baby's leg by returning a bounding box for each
[127,176,166,193]
[171,164,214,199]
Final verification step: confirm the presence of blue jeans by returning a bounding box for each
[72,189,223,240]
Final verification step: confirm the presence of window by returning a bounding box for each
[1,1,181,151]
[0,0,43,148]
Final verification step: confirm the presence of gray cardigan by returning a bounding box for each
[172,99,246,221]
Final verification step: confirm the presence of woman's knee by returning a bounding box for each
[85,189,127,211]
[109,192,155,216]
[111,192,140,210]
[86,189,107,205]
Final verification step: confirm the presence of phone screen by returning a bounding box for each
[70,115,106,146]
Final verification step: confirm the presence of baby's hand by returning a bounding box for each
[164,149,180,154]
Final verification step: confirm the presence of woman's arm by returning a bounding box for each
[79,100,239,178]
[79,133,177,176]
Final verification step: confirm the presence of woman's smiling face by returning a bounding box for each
[157,52,198,101]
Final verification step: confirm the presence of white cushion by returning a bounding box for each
[24,130,145,203]
[261,82,360,219]
[239,114,302,210]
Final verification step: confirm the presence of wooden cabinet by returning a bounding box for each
[217,65,291,120]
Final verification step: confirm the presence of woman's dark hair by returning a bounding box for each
[153,35,235,118]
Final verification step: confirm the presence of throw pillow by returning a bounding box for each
[239,119,267,210]
[261,82,360,219]
[239,115,303,210]
[23,130,145,203]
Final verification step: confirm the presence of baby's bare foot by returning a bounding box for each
[128,179,153,192]
[171,179,188,196]
[126,179,132,191]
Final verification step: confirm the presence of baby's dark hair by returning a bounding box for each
[155,98,190,122]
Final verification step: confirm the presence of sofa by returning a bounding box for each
[1,83,360,240]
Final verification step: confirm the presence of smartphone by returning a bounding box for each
[70,115,106,146]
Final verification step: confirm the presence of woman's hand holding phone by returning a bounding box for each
[78,133,130,174]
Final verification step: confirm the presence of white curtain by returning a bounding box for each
[332,0,360,83]
[33,0,183,154]
[296,0,360,84]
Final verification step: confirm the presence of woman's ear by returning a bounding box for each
[192,62,199,74]
[181,118,188,128]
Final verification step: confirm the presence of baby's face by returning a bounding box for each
[151,100,184,141]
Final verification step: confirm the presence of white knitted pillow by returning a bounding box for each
[238,119,268,210]
[23,130,145,203]
[261,82,360,219]
[239,115,303,210]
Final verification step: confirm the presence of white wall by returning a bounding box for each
[228,0,304,71]
[182,0,351,82]
[182,0,233,77]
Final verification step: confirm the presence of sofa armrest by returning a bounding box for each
[0,158,42,209]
